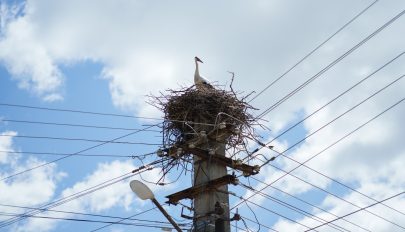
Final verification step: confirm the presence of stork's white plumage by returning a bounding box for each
[194,56,213,89]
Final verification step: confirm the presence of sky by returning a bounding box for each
[0,0,405,231]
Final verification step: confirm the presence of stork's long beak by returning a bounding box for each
[196,57,203,63]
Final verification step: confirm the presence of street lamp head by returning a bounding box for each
[130,180,182,232]
[130,180,155,200]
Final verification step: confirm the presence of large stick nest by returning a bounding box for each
[149,85,258,148]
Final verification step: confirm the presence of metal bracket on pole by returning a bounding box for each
[163,146,260,176]
[187,147,260,176]
[165,175,239,205]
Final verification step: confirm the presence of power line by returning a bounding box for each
[249,71,404,179]
[265,147,405,217]
[248,0,379,102]
[247,55,405,217]
[88,204,181,232]
[276,73,404,156]
[229,192,315,231]
[0,103,160,120]
[248,73,405,195]
[250,177,372,232]
[0,212,174,228]
[232,96,405,229]
[255,8,405,119]
[0,134,161,146]
[0,125,157,181]
[0,203,170,225]
[248,52,405,161]
[0,205,192,230]
[239,182,350,232]
[0,150,155,159]
[0,159,167,229]
[231,220,263,232]
[263,81,405,189]
[239,215,278,232]
[0,119,161,132]
[0,103,220,126]
[268,163,405,231]
[0,171,135,228]
[260,51,405,151]
[304,191,405,231]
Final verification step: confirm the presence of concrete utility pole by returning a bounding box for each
[165,119,258,231]
[193,133,230,232]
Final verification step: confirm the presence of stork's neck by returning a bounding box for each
[194,60,200,81]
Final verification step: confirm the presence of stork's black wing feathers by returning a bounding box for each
[202,81,214,89]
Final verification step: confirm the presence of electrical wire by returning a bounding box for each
[229,191,315,231]
[262,91,405,191]
[264,146,405,218]
[247,52,405,166]
[0,124,157,181]
[0,119,161,132]
[304,191,405,232]
[248,73,405,195]
[250,177,372,232]
[0,134,161,146]
[239,183,350,232]
[88,204,178,232]
[0,150,155,159]
[7,133,161,143]
[0,203,171,225]
[268,162,405,231]
[251,71,404,168]
[255,8,405,119]
[0,171,135,228]
[247,55,405,218]
[0,103,160,120]
[242,199,261,232]
[241,217,252,232]
[275,73,404,157]
[253,72,405,166]
[0,211,179,228]
[253,51,405,155]
[231,222,252,232]
[0,158,167,228]
[232,96,405,229]
[239,215,278,232]
[0,103,220,126]
[248,0,379,103]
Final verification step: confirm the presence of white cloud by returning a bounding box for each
[0,131,64,206]
[3,157,171,232]
[59,160,135,213]
[58,159,170,213]
[273,183,405,232]
[0,1,63,101]
[254,69,405,230]
[102,53,179,117]
[3,0,356,112]
[230,2,405,229]
[0,1,23,34]
[0,130,17,164]
[0,131,65,232]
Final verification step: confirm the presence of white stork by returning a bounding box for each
[194,56,213,89]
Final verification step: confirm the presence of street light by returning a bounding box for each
[130,180,182,232]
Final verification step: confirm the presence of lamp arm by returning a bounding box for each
[151,198,182,232]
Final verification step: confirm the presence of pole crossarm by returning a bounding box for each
[166,146,260,176]
[189,147,260,176]
[166,175,239,205]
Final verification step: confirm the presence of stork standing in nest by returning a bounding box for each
[194,56,214,90]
